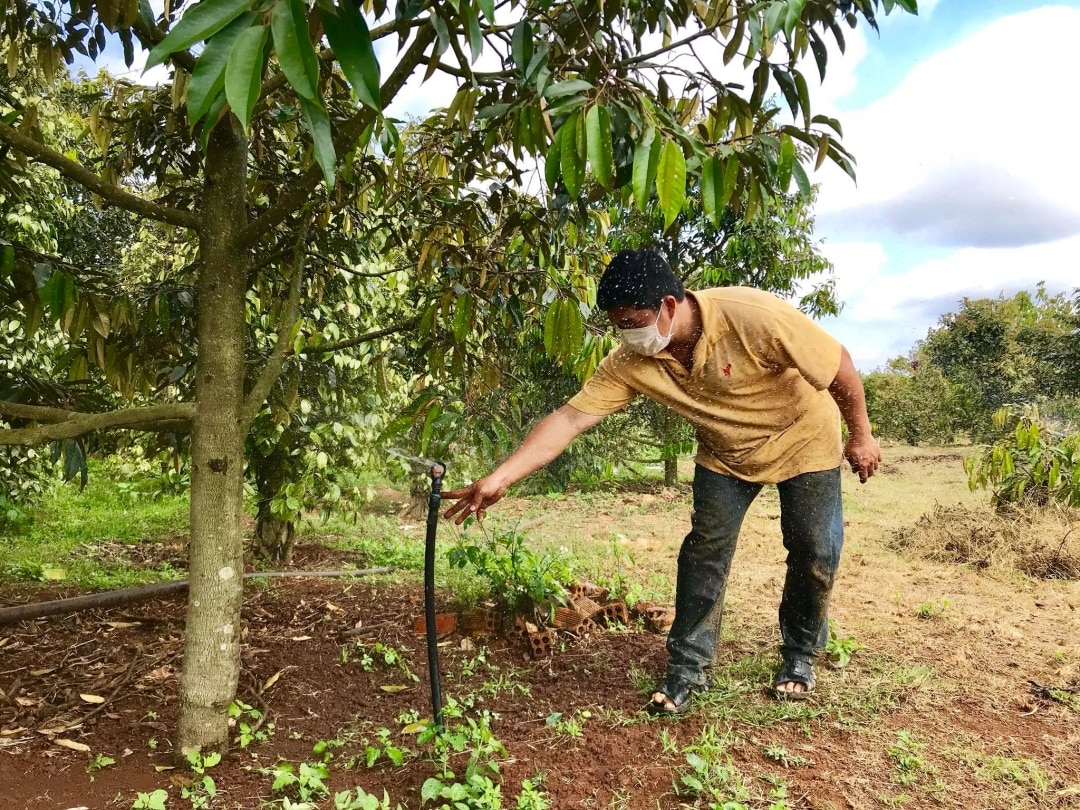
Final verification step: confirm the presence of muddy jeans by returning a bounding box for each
[666,465,843,688]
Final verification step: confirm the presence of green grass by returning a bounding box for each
[0,461,189,588]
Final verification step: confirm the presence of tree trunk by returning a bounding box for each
[253,443,297,566]
[664,456,678,488]
[177,115,250,755]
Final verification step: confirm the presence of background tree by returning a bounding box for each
[1,0,916,753]
[862,351,960,445]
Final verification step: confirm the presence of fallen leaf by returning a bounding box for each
[260,669,284,694]
[290,635,313,642]
[379,685,409,693]
[79,694,106,704]
[154,765,176,772]
[37,727,68,736]
[104,621,141,629]
[15,697,39,707]
[324,601,344,613]
[41,568,67,580]
[30,667,56,676]
[0,637,9,648]
[401,721,428,734]
[63,806,89,809]
[1,727,28,736]
[55,739,90,752]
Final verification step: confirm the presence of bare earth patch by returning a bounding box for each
[1,446,1078,808]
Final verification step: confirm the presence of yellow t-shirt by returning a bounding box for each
[568,287,844,484]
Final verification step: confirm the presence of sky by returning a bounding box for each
[800,0,1080,369]
[88,1,1080,371]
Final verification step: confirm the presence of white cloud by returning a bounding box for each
[820,233,1080,369]
[815,6,1080,227]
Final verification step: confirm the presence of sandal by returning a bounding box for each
[647,675,703,716]
[772,654,816,700]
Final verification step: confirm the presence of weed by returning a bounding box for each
[267,760,330,805]
[342,642,418,681]
[825,620,863,668]
[763,744,808,768]
[87,753,116,773]
[888,730,927,785]
[960,751,1050,795]
[147,737,159,751]
[913,598,950,619]
[229,699,275,749]
[544,709,591,739]
[131,789,169,810]
[332,788,403,809]
[181,750,220,809]
[362,727,411,768]
[478,673,531,700]
[516,776,551,810]
[675,725,749,807]
[418,696,508,809]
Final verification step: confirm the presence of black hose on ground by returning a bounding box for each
[424,462,446,726]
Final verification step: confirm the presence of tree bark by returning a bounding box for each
[177,114,250,755]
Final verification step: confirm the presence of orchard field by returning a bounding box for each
[2,445,1077,809]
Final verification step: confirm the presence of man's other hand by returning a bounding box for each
[442,475,508,524]
[844,434,881,483]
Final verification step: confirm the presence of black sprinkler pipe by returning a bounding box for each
[424,461,446,726]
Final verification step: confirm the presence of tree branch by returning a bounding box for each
[0,123,200,229]
[239,24,437,248]
[303,317,419,355]
[242,228,309,427]
[0,401,80,423]
[0,404,196,447]
[308,252,402,278]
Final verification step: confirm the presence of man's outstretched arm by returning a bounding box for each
[827,346,881,483]
[442,404,605,523]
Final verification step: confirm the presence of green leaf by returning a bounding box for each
[632,127,660,211]
[544,79,594,99]
[300,96,336,189]
[777,133,795,191]
[791,159,811,199]
[559,112,584,198]
[452,294,473,343]
[186,12,253,128]
[271,0,320,103]
[465,3,483,63]
[585,104,613,189]
[146,0,252,70]
[224,23,267,135]
[655,139,686,229]
[544,135,562,191]
[699,156,721,227]
[323,2,382,111]
[511,20,533,72]
[478,0,495,22]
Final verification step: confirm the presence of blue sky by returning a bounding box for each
[806,1,1080,368]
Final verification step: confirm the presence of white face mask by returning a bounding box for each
[619,306,675,356]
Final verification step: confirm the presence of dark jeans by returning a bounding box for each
[666,465,844,687]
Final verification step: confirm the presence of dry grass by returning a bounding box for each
[886,502,1080,580]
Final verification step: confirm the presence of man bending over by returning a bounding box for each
[443,248,880,714]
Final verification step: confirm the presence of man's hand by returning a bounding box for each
[442,474,509,524]
[843,433,881,483]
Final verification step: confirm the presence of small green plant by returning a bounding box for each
[131,789,169,810]
[888,731,927,785]
[763,744,808,768]
[448,524,574,622]
[914,598,950,620]
[965,405,1080,508]
[418,697,508,810]
[342,642,418,681]
[181,750,221,809]
[544,710,591,739]
[825,620,863,668]
[87,753,116,773]
[516,776,551,810]
[268,760,330,805]
[362,727,410,768]
[333,787,403,810]
[147,737,159,751]
[229,699,275,749]
[479,673,531,700]
[675,726,748,808]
